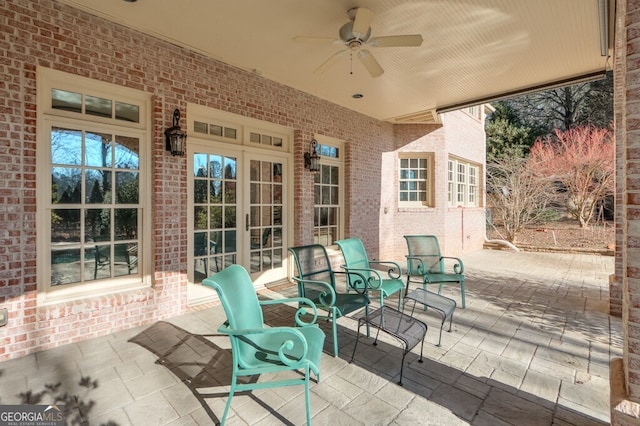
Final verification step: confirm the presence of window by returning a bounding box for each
[462,105,481,119]
[448,157,481,207]
[313,141,343,246]
[37,68,150,302]
[399,155,433,207]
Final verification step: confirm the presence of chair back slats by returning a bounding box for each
[289,244,334,283]
[405,235,444,274]
[289,244,336,302]
[202,265,267,368]
[335,238,370,270]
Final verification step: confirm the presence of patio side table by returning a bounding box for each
[350,305,427,385]
[404,288,456,346]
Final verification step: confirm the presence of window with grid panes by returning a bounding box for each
[313,143,341,246]
[38,68,148,301]
[448,157,481,207]
[399,156,433,206]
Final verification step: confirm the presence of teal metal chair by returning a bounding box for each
[404,235,466,308]
[202,265,325,425]
[289,244,370,357]
[335,238,404,309]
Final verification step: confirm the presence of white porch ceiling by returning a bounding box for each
[56,0,612,124]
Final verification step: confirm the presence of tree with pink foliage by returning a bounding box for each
[529,125,614,227]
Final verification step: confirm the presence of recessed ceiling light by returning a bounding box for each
[352,93,364,99]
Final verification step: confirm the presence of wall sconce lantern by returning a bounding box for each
[165,108,187,156]
[304,139,320,172]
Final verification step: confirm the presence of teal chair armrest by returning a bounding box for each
[441,256,464,274]
[218,323,310,368]
[405,255,430,275]
[291,276,337,307]
[368,260,402,279]
[259,297,320,326]
[340,265,384,290]
[333,270,370,295]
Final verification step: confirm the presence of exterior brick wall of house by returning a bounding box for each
[377,111,487,260]
[0,0,487,361]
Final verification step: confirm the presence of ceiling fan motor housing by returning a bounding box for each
[340,21,371,44]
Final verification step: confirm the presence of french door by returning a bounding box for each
[187,142,288,303]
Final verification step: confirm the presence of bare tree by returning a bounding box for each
[529,125,614,227]
[506,71,613,133]
[486,148,555,242]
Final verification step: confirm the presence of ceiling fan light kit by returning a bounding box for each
[294,7,423,78]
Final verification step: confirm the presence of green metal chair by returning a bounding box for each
[404,235,466,308]
[289,244,370,357]
[335,238,404,309]
[202,264,325,425]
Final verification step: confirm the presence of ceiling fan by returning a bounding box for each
[294,7,423,78]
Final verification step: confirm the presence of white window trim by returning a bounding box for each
[448,156,481,208]
[188,104,291,152]
[36,67,152,305]
[398,153,434,208]
[313,136,344,246]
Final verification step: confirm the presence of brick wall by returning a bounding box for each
[0,0,487,360]
[377,112,487,260]
[611,0,640,424]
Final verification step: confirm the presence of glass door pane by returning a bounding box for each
[192,152,238,283]
[248,159,284,273]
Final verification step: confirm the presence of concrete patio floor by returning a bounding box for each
[0,249,620,425]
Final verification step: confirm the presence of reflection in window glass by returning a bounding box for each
[192,153,238,283]
[85,132,112,167]
[115,171,139,204]
[85,95,112,118]
[51,89,82,113]
[115,101,140,123]
[51,127,82,166]
[210,125,223,137]
[51,209,81,242]
[115,135,139,169]
[85,169,111,204]
[52,167,82,204]
[85,208,110,241]
[114,208,138,240]
[48,126,141,286]
[194,121,208,134]
[51,247,82,285]
[224,128,237,139]
[314,163,340,246]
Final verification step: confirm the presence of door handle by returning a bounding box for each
[246,214,249,231]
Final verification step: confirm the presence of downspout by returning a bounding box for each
[459,206,464,250]
[484,234,520,252]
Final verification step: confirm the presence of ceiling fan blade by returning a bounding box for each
[369,34,423,47]
[358,50,384,78]
[352,7,374,39]
[293,36,341,45]
[314,50,348,75]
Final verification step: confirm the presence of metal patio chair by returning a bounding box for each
[404,235,466,308]
[335,237,404,309]
[289,244,370,357]
[202,264,325,425]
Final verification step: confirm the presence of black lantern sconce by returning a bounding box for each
[165,108,187,156]
[304,139,320,172]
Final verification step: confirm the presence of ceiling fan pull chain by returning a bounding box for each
[350,52,353,75]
